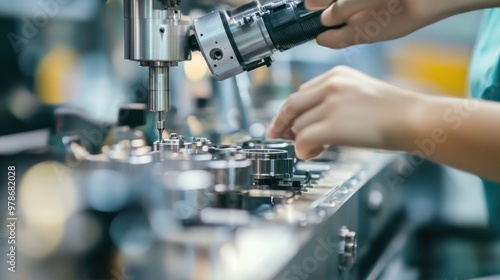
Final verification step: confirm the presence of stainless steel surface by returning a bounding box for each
[149,63,171,112]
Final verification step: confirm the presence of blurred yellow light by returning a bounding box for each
[35,46,78,104]
[389,43,470,97]
[184,52,209,82]
[186,115,204,136]
[20,161,79,226]
[17,161,80,258]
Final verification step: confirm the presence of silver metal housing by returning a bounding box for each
[192,1,275,80]
[124,0,192,128]
[124,0,191,62]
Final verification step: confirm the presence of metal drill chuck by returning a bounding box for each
[190,0,344,80]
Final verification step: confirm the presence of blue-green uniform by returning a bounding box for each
[469,8,500,230]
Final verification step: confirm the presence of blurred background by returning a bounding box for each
[0,0,498,279]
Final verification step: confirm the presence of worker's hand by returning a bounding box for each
[267,66,427,159]
[305,0,499,49]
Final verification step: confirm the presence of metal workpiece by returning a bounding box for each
[103,138,153,164]
[56,119,411,280]
[154,138,251,193]
[243,149,294,182]
[206,145,251,192]
[65,137,153,168]
[154,132,185,154]
[209,144,245,160]
[190,137,212,154]
[240,139,296,160]
[63,104,153,166]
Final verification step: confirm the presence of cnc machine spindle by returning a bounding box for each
[124,0,191,141]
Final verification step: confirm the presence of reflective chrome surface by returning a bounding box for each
[124,0,191,62]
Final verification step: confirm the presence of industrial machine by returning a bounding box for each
[21,102,410,280]
[3,1,500,280]
[4,1,413,279]
[123,0,342,142]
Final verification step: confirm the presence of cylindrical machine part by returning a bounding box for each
[149,64,170,111]
[243,149,294,182]
[240,139,296,160]
[124,0,191,62]
[190,0,343,80]
[261,0,333,51]
[124,0,192,119]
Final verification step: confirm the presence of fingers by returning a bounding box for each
[268,66,359,139]
[281,128,296,140]
[300,65,357,91]
[267,88,326,138]
[305,0,334,10]
[295,122,333,159]
[292,100,330,134]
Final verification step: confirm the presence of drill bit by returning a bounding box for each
[156,111,166,142]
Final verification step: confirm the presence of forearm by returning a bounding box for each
[405,95,500,182]
[432,0,500,19]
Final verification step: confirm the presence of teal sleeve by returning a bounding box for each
[468,9,500,231]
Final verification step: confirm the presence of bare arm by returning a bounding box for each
[406,95,500,182]
[267,66,500,183]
